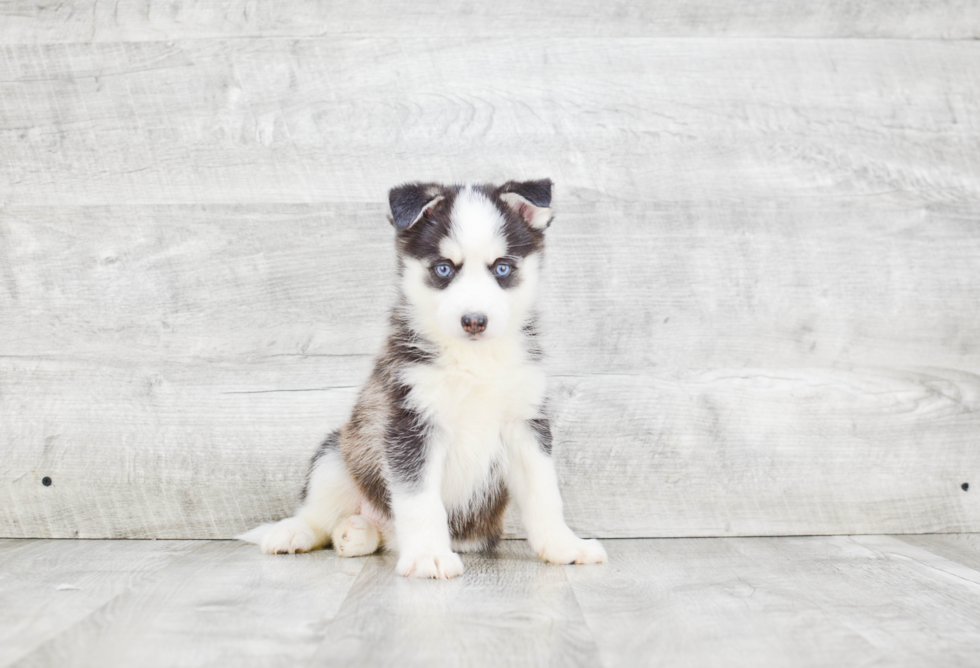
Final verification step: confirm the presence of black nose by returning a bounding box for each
[461,313,488,334]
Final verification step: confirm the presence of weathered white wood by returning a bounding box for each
[0,205,395,363]
[553,368,980,537]
[0,538,204,666]
[1,0,978,43]
[852,534,980,586]
[2,11,979,541]
[567,538,884,667]
[10,541,366,668]
[3,200,978,370]
[716,536,980,665]
[6,537,980,668]
[567,535,980,667]
[2,357,978,538]
[308,541,601,667]
[895,533,980,571]
[0,39,977,206]
[2,197,979,538]
[0,356,362,538]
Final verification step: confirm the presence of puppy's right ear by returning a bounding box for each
[388,183,444,232]
[499,179,553,230]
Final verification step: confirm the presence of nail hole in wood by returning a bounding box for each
[42,476,52,486]
[962,482,970,492]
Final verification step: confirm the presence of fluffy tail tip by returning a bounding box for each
[235,523,276,545]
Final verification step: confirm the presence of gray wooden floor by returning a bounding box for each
[3,535,980,667]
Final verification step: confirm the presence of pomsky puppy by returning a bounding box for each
[238,179,607,579]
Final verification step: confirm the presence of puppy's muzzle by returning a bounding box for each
[461,313,488,335]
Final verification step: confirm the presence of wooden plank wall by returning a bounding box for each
[1,2,978,539]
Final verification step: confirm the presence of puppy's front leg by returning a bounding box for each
[505,418,607,565]
[388,433,463,579]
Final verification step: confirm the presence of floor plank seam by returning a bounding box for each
[4,540,211,667]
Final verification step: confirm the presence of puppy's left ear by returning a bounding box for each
[500,179,553,230]
[388,183,444,232]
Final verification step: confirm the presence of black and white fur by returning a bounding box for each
[238,180,606,579]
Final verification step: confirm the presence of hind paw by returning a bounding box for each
[332,515,380,557]
[260,517,317,554]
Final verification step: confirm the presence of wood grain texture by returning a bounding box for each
[3,359,978,538]
[896,533,980,571]
[2,198,979,538]
[3,200,978,369]
[11,541,365,668]
[0,538,204,665]
[566,538,882,667]
[309,541,601,668]
[2,9,980,540]
[727,536,980,665]
[566,535,980,667]
[0,354,363,538]
[1,0,978,43]
[5,537,980,668]
[0,38,978,206]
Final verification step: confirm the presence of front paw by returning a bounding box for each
[395,551,464,579]
[538,537,607,565]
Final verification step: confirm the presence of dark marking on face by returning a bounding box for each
[396,186,459,261]
[426,259,459,290]
[490,183,547,259]
[528,416,553,455]
[490,258,520,289]
[394,183,547,264]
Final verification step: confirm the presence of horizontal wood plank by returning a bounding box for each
[2,14,979,540]
[2,200,978,372]
[0,39,978,206]
[0,538,204,665]
[11,541,365,667]
[2,194,979,538]
[309,541,600,667]
[3,358,978,538]
[1,184,978,538]
[895,533,980,571]
[566,536,980,667]
[1,1,978,43]
[0,356,361,538]
[6,537,980,667]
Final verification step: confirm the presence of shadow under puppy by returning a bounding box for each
[239,180,606,578]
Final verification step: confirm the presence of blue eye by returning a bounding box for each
[494,263,512,278]
[434,263,453,278]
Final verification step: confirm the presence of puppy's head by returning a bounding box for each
[388,180,553,345]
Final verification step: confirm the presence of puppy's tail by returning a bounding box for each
[235,522,277,546]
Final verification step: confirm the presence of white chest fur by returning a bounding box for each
[401,342,547,510]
